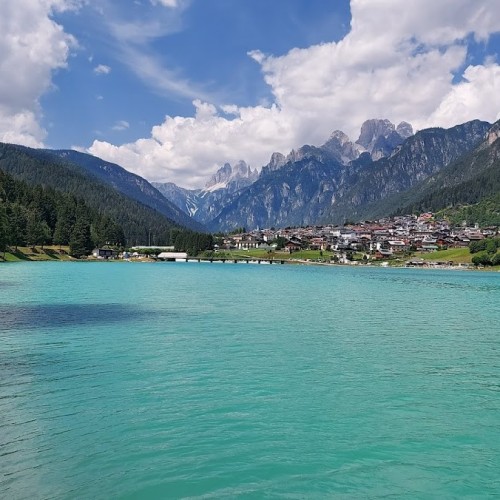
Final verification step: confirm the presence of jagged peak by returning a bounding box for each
[396,121,413,138]
[356,119,396,148]
[321,129,364,164]
[327,130,351,144]
[204,160,258,192]
[268,152,286,169]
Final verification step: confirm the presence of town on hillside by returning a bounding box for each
[214,213,499,266]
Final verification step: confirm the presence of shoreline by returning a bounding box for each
[2,254,499,272]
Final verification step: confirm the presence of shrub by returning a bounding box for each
[471,251,492,266]
[491,252,500,266]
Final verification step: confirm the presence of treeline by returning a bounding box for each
[0,170,125,257]
[171,229,214,256]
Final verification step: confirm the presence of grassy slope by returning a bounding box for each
[228,249,335,260]
[413,247,472,263]
[0,246,74,262]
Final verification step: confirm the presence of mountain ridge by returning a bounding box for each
[209,119,491,230]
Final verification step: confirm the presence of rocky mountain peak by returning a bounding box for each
[356,119,395,149]
[285,148,306,163]
[396,121,414,138]
[204,160,258,192]
[327,130,351,145]
[321,130,363,164]
[356,118,414,161]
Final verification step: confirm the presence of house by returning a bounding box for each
[309,237,328,250]
[374,249,393,259]
[285,239,302,252]
[235,234,263,249]
[388,240,408,252]
[421,244,439,252]
[92,248,117,259]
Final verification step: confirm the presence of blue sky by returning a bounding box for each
[1,0,500,187]
[43,0,351,148]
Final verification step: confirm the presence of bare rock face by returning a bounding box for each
[321,130,364,164]
[356,119,414,160]
[486,121,500,145]
[154,160,259,224]
[267,152,286,171]
[356,119,395,150]
[205,161,258,190]
[396,121,414,139]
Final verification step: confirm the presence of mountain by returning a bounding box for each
[151,182,202,219]
[387,121,500,218]
[153,160,258,225]
[260,118,413,176]
[321,130,363,164]
[210,154,345,230]
[204,160,258,191]
[209,119,491,231]
[0,142,196,245]
[356,119,413,160]
[156,119,411,226]
[47,150,205,232]
[324,119,491,221]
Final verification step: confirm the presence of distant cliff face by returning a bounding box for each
[204,160,258,192]
[209,155,345,231]
[355,118,414,160]
[259,118,413,181]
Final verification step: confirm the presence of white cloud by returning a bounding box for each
[94,64,111,75]
[89,0,500,188]
[426,63,500,127]
[0,0,75,146]
[151,0,179,8]
[112,120,130,131]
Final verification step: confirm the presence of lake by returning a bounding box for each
[1,262,499,498]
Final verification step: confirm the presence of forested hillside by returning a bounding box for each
[0,143,184,246]
[47,149,205,232]
[0,169,124,257]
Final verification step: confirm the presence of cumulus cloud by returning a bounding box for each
[0,0,75,146]
[90,0,500,188]
[94,64,111,75]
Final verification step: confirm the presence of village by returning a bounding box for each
[88,212,499,268]
[212,213,498,267]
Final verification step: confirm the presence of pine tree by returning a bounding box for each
[69,213,93,258]
[0,200,8,258]
[53,199,75,247]
[7,203,28,250]
[26,210,50,248]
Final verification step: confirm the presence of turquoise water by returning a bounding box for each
[0,262,499,498]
